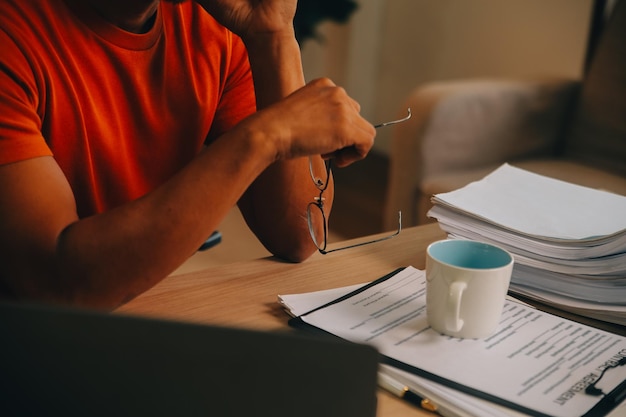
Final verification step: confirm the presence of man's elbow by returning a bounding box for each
[269,238,318,263]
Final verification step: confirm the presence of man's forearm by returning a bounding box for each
[243,33,305,109]
[239,33,329,261]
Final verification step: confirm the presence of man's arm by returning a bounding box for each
[238,30,326,261]
[0,78,375,309]
[196,0,345,262]
[0,127,272,309]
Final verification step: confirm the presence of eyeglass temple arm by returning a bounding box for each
[319,211,402,254]
[374,108,411,129]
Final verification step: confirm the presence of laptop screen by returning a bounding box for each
[0,302,379,417]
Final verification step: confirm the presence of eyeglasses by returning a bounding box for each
[307,108,411,254]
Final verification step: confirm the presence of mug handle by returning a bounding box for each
[446,281,466,332]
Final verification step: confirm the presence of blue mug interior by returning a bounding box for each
[429,240,511,269]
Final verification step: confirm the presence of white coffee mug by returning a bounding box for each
[426,239,514,339]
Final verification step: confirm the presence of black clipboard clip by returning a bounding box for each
[583,357,626,417]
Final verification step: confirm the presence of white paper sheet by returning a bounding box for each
[281,283,528,417]
[432,164,626,241]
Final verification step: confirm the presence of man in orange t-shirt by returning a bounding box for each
[0,0,377,309]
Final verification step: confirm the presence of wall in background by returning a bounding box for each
[300,0,593,155]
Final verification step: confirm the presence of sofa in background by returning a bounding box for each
[384,0,626,228]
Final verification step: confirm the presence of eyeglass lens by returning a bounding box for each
[307,158,331,250]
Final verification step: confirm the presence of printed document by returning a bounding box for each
[293,267,626,417]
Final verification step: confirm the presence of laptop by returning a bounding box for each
[0,302,379,417]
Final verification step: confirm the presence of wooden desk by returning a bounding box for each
[118,223,445,329]
[117,223,625,416]
[117,223,445,416]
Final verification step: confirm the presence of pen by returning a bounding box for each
[198,231,222,251]
[378,372,440,414]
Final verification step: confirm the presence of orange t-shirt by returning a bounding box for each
[0,0,255,217]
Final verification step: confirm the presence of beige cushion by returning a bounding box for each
[384,78,578,229]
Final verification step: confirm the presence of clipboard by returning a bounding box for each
[289,267,626,417]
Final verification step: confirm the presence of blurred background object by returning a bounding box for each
[383,0,626,228]
[299,0,616,237]
[294,0,358,44]
[301,0,596,154]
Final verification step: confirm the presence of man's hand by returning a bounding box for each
[193,0,297,40]
[235,78,377,168]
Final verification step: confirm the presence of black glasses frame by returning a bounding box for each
[306,109,411,254]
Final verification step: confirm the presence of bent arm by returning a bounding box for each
[198,0,365,262]
[0,79,375,309]
[238,28,327,262]
[0,129,273,309]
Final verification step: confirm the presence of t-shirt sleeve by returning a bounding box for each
[0,29,52,165]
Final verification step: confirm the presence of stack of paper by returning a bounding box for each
[427,163,626,325]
